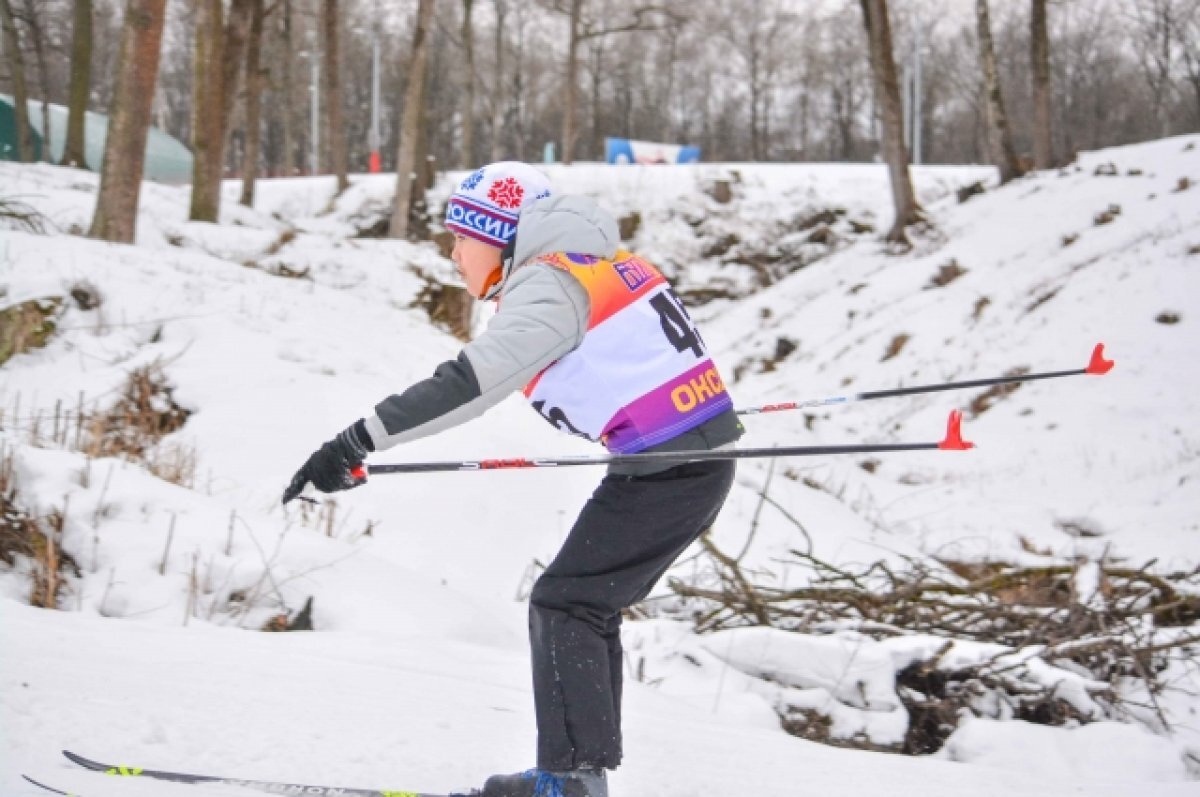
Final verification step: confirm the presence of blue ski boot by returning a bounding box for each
[479,767,608,797]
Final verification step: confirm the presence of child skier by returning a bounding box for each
[283,161,743,797]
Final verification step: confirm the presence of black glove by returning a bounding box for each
[282,421,373,505]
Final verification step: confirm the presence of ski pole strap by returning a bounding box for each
[738,342,1114,415]
[365,411,973,476]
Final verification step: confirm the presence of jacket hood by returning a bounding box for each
[485,195,620,299]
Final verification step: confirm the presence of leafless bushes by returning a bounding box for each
[88,365,189,454]
[0,445,34,569]
[0,364,198,492]
[0,361,195,609]
[0,444,79,609]
[664,536,1200,753]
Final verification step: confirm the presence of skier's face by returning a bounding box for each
[452,234,503,298]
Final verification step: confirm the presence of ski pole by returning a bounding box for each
[737,342,1114,415]
[358,410,974,477]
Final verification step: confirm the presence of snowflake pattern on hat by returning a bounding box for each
[488,177,525,209]
[444,161,553,248]
[461,168,485,191]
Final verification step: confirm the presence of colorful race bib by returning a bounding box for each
[523,251,734,453]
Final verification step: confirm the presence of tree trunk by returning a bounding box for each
[1030,0,1053,170]
[489,0,506,161]
[21,0,52,162]
[321,0,347,192]
[389,0,435,239]
[62,0,92,168]
[561,0,582,164]
[976,0,1024,183]
[459,0,475,168]
[240,0,265,206]
[189,0,225,222]
[590,39,603,157]
[659,30,676,143]
[749,48,761,160]
[221,0,254,138]
[859,0,922,244]
[280,0,295,176]
[88,0,167,243]
[0,0,34,162]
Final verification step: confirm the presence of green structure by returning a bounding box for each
[0,94,193,183]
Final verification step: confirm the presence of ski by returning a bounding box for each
[22,775,79,796]
[61,750,467,797]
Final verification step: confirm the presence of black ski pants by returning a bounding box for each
[527,458,736,771]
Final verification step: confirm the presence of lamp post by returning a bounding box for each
[369,29,381,173]
[902,23,924,166]
[302,30,320,175]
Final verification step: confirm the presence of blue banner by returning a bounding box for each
[605,137,701,165]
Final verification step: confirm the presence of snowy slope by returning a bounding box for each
[2,138,1199,796]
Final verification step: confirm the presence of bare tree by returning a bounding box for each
[488,0,507,161]
[1030,0,1054,169]
[549,0,677,164]
[389,0,435,239]
[19,0,52,160]
[220,0,254,137]
[715,1,793,160]
[278,0,296,176]
[189,0,254,221]
[189,0,224,221]
[824,2,871,161]
[975,0,1024,182]
[585,35,606,156]
[1179,0,1200,124]
[321,0,347,192]
[1129,0,1179,139]
[458,0,475,168]
[62,0,92,168]
[859,0,922,244]
[88,0,168,243]
[240,0,266,206]
[0,0,34,161]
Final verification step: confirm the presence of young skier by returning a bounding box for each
[283,162,743,797]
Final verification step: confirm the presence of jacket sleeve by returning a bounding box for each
[362,261,589,452]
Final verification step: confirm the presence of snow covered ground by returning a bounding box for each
[1,136,1198,796]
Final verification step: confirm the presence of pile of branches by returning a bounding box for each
[671,540,1200,644]
[663,536,1200,753]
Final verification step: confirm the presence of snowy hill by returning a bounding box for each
[1,137,1198,796]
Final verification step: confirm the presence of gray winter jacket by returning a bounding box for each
[362,195,741,475]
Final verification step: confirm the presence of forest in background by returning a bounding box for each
[3,0,1199,174]
[2,0,1199,245]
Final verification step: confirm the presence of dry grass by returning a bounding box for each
[881,333,910,362]
[0,296,63,367]
[1,445,79,609]
[967,366,1030,417]
[927,259,967,288]
[82,364,193,478]
[0,442,36,568]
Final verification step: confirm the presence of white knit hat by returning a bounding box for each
[443,161,553,248]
